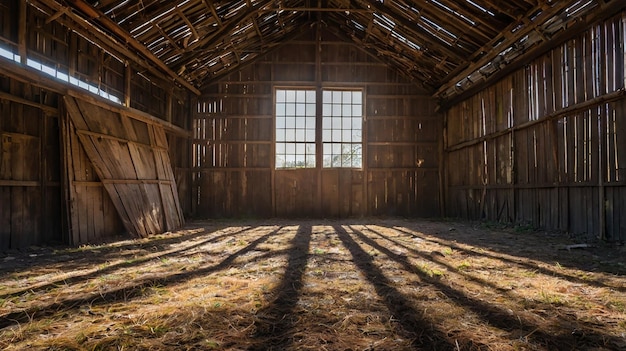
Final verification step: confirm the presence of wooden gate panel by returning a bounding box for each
[64,96,184,238]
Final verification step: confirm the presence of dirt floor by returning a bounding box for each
[0,218,624,350]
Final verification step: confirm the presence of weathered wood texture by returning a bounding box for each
[61,110,124,245]
[0,76,61,250]
[445,12,626,242]
[193,28,440,218]
[64,96,184,238]
[1,1,190,125]
[0,1,193,247]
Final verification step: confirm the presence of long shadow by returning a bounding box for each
[333,225,455,350]
[0,224,242,278]
[248,224,312,351]
[364,225,514,294]
[0,227,281,330]
[348,225,625,350]
[0,226,256,299]
[394,220,626,276]
[388,225,626,292]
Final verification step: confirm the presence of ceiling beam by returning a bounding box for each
[62,0,201,95]
[438,0,626,108]
[434,1,572,99]
[359,0,469,63]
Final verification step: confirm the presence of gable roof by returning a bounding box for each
[34,0,626,101]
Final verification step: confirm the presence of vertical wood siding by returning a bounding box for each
[445,12,626,242]
[0,77,62,250]
[0,2,191,248]
[193,28,441,218]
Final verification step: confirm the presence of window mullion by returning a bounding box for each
[316,86,323,170]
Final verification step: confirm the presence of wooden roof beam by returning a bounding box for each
[62,0,201,95]
[202,0,223,28]
[438,0,626,106]
[176,6,199,43]
[359,0,468,62]
[434,1,570,98]
[33,0,192,94]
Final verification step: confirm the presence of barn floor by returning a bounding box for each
[0,219,624,350]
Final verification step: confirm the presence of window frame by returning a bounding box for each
[321,88,364,169]
[273,86,364,170]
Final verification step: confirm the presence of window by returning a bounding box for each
[322,90,363,167]
[275,89,316,168]
[275,88,363,169]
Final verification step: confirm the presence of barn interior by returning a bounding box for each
[1,0,625,349]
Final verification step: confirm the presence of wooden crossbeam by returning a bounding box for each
[58,0,201,95]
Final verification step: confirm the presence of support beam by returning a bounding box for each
[18,0,27,64]
[47,0,201,95]
[0,55,190,138]
[439,0,626,107]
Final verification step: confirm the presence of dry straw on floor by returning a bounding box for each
[1,219,624,350]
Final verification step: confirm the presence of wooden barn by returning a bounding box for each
[1,0,625,350]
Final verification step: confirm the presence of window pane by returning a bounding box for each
[306,90,316,103]
[286,90,296,102]
[332,91,342,103]
[332,117,342,129]
[343,104,352,117]
[276,103,285,116]
[323,90,332,102]
[295,129,305,141]
[343,130,352,141]
[295,103,305,116]
[321,89,363,168]
[323,130,332,142]
[296,90,305,102]
[276,130,285,142]
[306,103,316,117]
[276,116,285,129]
[352,117,361,129]
[342,118,351,129]
[323,116,331,129]
[332,104,341,117]
[296,143,305,155]
[276,90,286,102]
[306,130,316,142]
[323,103,331,117]
[276,156,285,168]
[295,116,305,128]
[342,91,351,104]
[306,117,316,129]
[276,143,285,154]
[306,143,316,154]
[332,130,342,142]
[306,154,316,167]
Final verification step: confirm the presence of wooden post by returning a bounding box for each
[124,61,131,107]
[18,0,27,64]
[598,106,606,240]
[315,15,323,217]
[439,112,447,217]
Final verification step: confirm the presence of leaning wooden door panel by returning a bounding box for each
[64,96,184,238]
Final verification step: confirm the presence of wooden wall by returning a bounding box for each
[0,77,62,249]
[193,27,441,218]
[445,12,626,242]
[0,0,192,248]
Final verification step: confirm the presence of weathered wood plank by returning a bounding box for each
[65,96,184,238]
